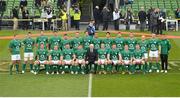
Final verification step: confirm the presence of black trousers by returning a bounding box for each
[157,23,163,35]
[87,61,97,73]
[103,21,108,30]
[22,20,29,30]
[160,54,168,70]
[95,19,100,30]
[74,20,80,30]
[47,18,52,30]
[114,19,119,30]
[71,16,74,28]
[152,24,157,34]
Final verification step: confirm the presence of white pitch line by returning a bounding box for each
[169,62,178,67]
[88,73,92,98]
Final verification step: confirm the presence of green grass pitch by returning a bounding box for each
[0,30,180,97]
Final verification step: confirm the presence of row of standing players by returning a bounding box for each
[9,31,171,75]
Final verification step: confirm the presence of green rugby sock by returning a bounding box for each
[156,63,160,70]
[22,64,26,71]
[15,64,19,73]
[30,64,33,71]
[9,64,13,75]
[45,64,49,72]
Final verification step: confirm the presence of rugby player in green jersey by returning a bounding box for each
[83,32,92,50]
[36,31,48,49]
[92,33,101,50]
[74,45,87,74]
[49,45,62,74]
[125,32,137,52]
[97,43,108,74]
[120,45,133,74]
[114,32,125,51]
[132,44,145,73]
[61,34,72,49]
[22,32,35,74]
[107,44,121,73]
[148,34,161,73]
[61,44,75,74]
[34,44,49,75]
[102,32,113,49]
[9,34,22,75]
[49,31,61,50]
[71,32,83,50]
[138,35,149,73]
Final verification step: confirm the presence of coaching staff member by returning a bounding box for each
[85,44,98,74]
[160,35,171,73]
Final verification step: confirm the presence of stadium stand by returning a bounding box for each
[1,0,180,18]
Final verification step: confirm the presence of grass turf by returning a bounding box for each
[0,73,89,97]
[92,73,180,97]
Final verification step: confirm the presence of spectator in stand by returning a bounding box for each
[41,0,48,8]
[12,6,19,30]
[0,0,6,14]
[113,8,121,30]
[19,0,27,12]
[157,9,166,35]
[102,7,110,31]
[175,8,180,18]
[35,0,41,7]
[138,7,147,32]
[147,7,154,31]
[151,8,159,34]
[70,5,75,28]
[73,7,81,30]
[22,7,29,30]
[46,5,53,30]
[57,0,65,9]
[124,7,133,30]
[61,8,68,31]
[107,0,114,12]
[119,0,125,9]
[93,6,101,30]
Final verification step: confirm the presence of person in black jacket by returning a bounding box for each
[20,0,27,11]
[12,6,19,30]
[102,7,110,31]
[93,6,101,30]
[85,44,98,73]
[138,7,147,32]
[124,8,133,30]
[22,7,29,30]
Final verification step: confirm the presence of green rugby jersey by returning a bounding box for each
[9,39,21,55]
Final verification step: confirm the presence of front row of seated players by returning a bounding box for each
[32,43,153,75]
[9,31,171,75]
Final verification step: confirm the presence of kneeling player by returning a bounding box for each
[34,44,49,75]
[120,45,133,74]
[74,45,87,74]
[61,44,75,74]
[107,44,121,73]
[132,44,145,73]
[49,45,62,74]
[97,43,108,74]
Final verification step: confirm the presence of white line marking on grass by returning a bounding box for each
[169,62,178,67]
[168,66,172,69]
[88,73,92,98]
